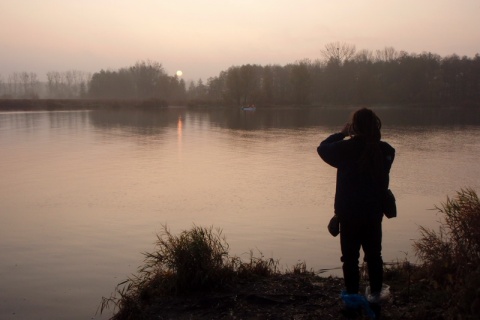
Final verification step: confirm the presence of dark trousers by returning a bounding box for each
[340,216,383,294]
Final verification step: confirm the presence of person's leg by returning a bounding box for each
[362,218,383,294]
[340,220,362,294]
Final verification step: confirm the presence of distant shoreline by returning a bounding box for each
[1,98,479,112]
[0,98,169,112]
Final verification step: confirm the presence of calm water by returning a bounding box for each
[1,106,480,319]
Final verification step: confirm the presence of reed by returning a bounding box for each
[99,189,480,319]
[99,224,280,319]
[413,188,480,317]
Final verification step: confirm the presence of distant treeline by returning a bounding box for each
[1,43,479,106]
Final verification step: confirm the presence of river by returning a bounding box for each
[1,105,479,319]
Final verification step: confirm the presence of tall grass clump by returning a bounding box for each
[413,188,480,317]
[100,225,279,319]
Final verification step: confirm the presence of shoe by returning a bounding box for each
[365,284,390,303]
[367,292,381,304]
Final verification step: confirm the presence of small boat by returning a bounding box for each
[241,105,256,111]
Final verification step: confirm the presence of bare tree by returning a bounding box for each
[65,70,75,97]
[46,70,91,98]
[19,72,29,96]
[47,71,63,98]
[28,72,39,98]
[354,49,375,63]
[320,42,356,65]
[79,72,92,98]
[290,60,312,104]
[375,47,399,62]
[8,73,21,97]
[0,74,3,97]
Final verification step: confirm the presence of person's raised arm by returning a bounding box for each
[317,123,350,167]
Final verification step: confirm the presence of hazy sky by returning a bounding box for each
[1,0,479,82]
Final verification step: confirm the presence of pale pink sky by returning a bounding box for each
[1,0,479,82]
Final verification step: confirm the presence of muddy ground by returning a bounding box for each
[128,272,444,320]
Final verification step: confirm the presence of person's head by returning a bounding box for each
[351,108,382,141]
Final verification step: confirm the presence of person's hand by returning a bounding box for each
[341,123,351,136]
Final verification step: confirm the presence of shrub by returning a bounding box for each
[99,225,279,319]
[413,188,480,317]
[146,224,230,293]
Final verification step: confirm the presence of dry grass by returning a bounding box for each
[98,188,480,319]
[99,225,280,320]
[413,188,480,318]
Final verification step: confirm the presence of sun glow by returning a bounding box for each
[176,70,183,77]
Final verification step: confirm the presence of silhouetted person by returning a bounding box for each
[317,108,395,317]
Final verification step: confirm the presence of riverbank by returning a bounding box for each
[124,189,478,320]
[99,225,452,320]
[105,263,446,320]
[0,98,168,111]
[2,98,478,112]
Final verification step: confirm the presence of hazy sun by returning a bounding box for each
[176,70,183,77]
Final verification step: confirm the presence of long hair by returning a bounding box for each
[350,108,383,181]
[351,108,382,141]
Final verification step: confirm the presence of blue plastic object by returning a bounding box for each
[341,291,376,319]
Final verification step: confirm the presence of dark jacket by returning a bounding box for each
[317,133,395,220]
